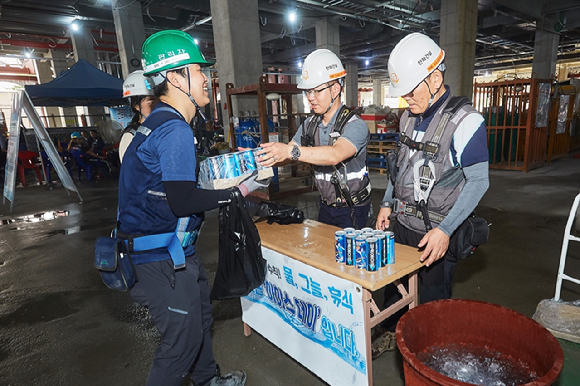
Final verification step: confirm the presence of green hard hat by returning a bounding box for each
[142,30,213,76]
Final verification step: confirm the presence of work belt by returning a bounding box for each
[324,183,372,208]
[394,199,446,223]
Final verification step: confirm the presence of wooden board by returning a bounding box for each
[256,219,424,291]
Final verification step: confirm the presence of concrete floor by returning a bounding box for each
[1,153,580,386]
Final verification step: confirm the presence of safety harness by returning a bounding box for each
[117,106,201,270]
[302,105,372,228]
[393,96,471,232]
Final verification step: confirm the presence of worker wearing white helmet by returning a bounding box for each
[257,49,372,229]
[119,70,159,162]
[372,33,490,358]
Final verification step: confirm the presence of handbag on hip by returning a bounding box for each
[447,213,490,261]
[94,236,137,291]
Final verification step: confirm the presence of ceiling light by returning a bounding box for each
[288,11,296,23]
[194,39,199,45]
[365,60,369,66]
[298,61,302,68]
[24,52,31,58]
[71,21,79,31]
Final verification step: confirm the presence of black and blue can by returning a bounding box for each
[335,231,346,264]
[345,234,355,266]
[385,231,395,265]
[223,154,238,178]
[239,150,256,174]
[366,237,378,271]
[355,235,367,270]
[376,234,386,268]
[252,148,266,171]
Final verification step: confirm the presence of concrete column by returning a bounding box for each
[532,15,560,79]
[291,76,305,114]
[345,62,359,107]
[70,21,105,126]
[439,0,478,98]
[373,79,382,106]
[46,50,78,127]
[210,0,263,138]
[315,17,340,56]
[112,0,146,78]
[35,58,62,127]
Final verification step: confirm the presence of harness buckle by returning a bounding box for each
[413,159,436,204]
[422,141,440,160]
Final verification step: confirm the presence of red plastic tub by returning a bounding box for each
[396,299,564,386]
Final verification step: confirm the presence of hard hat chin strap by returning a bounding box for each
[319,80,343,117]
[161,68,208,123]
[423,77,442,112]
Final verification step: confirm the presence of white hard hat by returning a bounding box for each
[388,33,446,97]
[297,49,346,90]
[123,70,154,98]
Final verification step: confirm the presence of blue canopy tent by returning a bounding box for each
[25,59,125,107]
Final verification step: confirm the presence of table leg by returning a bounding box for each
[363,269,420,386]
[243,322,252,337]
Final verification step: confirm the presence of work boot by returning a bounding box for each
[198,365,247,386]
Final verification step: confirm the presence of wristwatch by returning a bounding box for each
[380,201,393,209]
[291,144,301,161]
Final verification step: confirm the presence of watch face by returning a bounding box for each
[292,145,300,160]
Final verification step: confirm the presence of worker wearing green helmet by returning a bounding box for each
[118,30,264,386]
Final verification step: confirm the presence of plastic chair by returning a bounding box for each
[70,149,107,181]
[17,150,43,187]
[41,150,73,184]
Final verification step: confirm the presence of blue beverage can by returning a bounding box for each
[362,232,374,239]
[345,234,355,266]
[223,154,238,178]
[366,237,378,271]
[355,236,367,270]
[361,227,373,233]
[372,229,384,237]
[354,230,363,236]
[239,150,256,174]
[335,231,346,264]
[343,227,355,235]
[376,234,386,268]
[385,231,395,265]
[252,147,266,170]
[210,156,224,179]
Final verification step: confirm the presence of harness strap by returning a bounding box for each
[394,199,446,224]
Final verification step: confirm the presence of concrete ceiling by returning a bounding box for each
[1,0,580,83]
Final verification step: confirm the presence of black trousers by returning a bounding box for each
[318,197,371,229]
[130,255,216,386]
[381,220,457,332]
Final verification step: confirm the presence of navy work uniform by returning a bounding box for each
[118,102,215,386]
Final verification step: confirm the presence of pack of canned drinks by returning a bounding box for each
[198,148,274,190]
[335,227,395,271]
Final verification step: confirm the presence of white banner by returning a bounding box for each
[3,91,22,209]
[242,247,368,386]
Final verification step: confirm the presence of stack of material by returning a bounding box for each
[534,299,580,344]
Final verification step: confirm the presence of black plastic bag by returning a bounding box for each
[211,189,267,300]
[257,201,305,225]
[447,213,490,261]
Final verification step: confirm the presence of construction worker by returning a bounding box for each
[372,33,489,358]
[118,30,265,386]
[257,49,372,229]
[119,70,159,162]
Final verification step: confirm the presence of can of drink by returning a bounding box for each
[385,231,395,265]
[362,232,374,239]
[361,227,373,233]
[354,230,363,236]
[252,148,266,170]
[355,235,367,270]
[335,231,346,264]
[366,237,378,271]
[343,227,355,235]
[372,229,384,237]
[345,234,355,266]
[210,156,224,179]
[239,150,256,174]
[223,154,239,178]
[376,234,386,268]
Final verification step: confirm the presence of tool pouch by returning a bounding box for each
[447,214,490,261]
[94,236,137,291]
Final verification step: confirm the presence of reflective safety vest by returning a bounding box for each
[304,106,371,207]
[394,94,475,233]
[118,106,203,267]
